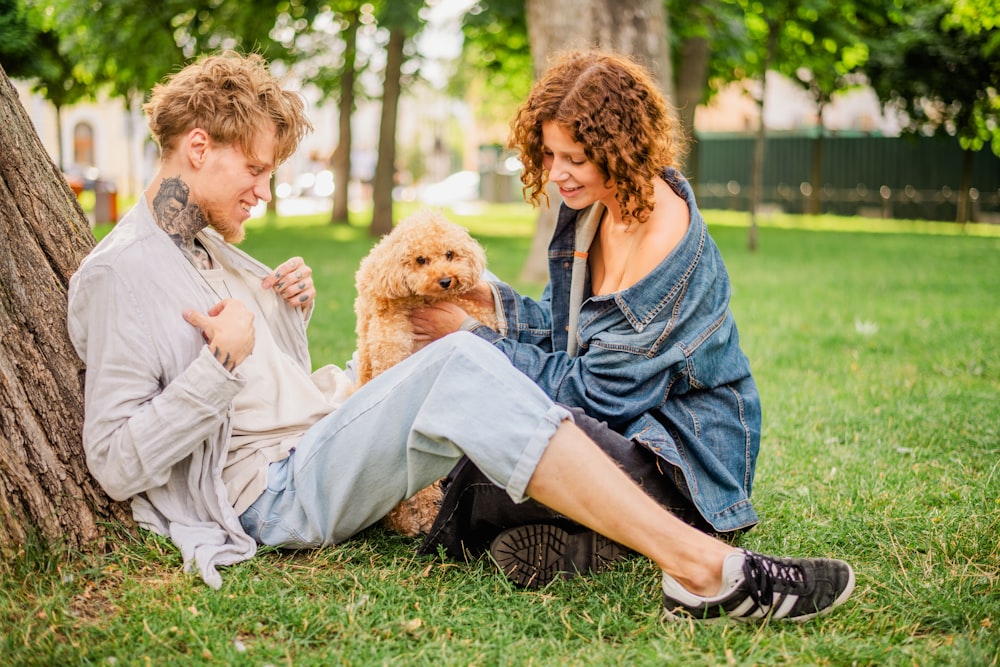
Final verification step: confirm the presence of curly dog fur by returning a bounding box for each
[354,210,498,536]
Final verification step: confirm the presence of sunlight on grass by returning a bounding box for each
[96,200,1000,242]
[706,207,1000,237]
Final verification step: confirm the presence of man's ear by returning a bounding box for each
[183,128,211,169]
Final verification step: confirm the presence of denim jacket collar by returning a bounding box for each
[559,168,705,333]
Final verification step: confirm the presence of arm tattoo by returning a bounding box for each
[212,346,235,372]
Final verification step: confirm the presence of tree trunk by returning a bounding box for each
[807,103,826,216]
[0,66,132,552]
[330,11,359,226]
[749,23,778,252]
[956,147,973,226]
[370,25,405,238]
[808,135,824,216]
[521,0,670,281]
[749,83,764,252]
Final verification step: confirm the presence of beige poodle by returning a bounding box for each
[354,209,498,536]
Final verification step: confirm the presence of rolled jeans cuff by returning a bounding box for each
[505,403,572,503]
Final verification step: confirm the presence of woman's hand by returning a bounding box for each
[411,302,471,343]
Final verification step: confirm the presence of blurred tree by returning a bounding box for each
[731,0,789,251]
[0,0,89,169]
[725,0,871,246]
[50,0,309,101]
[370,0,426,237]
[668,0,747,180]
[328,5,362,225]
[863,0,1000,224]
[454,0,746,175]
[39,0,317,202]
[519,0,672,280]
[768,0,871,215]
[451,0,534,134]
[273,2,371,225]
[0,0,32,61]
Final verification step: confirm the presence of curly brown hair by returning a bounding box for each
[143,51,312,166]
[507,49,687,224]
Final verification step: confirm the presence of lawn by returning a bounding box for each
[2,203,998,666]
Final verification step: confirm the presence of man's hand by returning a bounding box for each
[262,256,316,309]
[183,299,255,372]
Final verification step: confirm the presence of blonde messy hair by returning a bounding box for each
[507,49,687,225]
[143,51,312,165]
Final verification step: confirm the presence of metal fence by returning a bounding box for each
[692,133,1000,223]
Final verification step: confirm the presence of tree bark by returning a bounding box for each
[0,66,132,551]
[330,10,359,226]
[957,147,972,226]
[370,25,405,238]
[749,23,779,252]
[806,101,827,216]
[521,0,671,282]
[808,124,825,216]
[526,0,669,88]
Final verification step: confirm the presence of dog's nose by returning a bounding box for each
[438,277,453,290]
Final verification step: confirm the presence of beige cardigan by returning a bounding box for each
[67,197,313,588]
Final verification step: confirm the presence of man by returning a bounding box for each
[67,51,854,622]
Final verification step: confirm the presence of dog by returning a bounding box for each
[353,209,498,536]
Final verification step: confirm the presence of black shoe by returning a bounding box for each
[662,549,855,623]
[489,523,632,588]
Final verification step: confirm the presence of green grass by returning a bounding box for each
[4,204,998,665]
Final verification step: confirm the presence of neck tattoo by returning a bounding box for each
[152,176,213,270]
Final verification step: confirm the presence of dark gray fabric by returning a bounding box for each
[418,406,734,560]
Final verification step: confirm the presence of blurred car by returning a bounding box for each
[418,170,480,207]
[282,170,335,198]
[63,165,103,193]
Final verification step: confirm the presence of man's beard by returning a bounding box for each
[204,204,246,244]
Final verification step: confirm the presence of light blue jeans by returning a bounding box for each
[239,332,571,548]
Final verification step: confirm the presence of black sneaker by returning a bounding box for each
[489,523,632,588]
[662,549,855,623]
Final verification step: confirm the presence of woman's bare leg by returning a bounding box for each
[524,420,734,596]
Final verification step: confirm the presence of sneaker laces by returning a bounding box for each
[742,552,808,607]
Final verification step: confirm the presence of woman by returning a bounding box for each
[413,49,761,587]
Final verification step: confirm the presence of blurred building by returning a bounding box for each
[695,72,902,135]
[13,69,997,222]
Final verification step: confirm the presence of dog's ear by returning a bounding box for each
[468,236,487,277]
[355,247,377,290]
[378,260,413,299]
[450,226,487,279]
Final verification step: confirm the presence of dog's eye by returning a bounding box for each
[416,256,427,265]
[445,251,455,260]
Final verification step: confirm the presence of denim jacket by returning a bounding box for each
[471,170,760,532]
